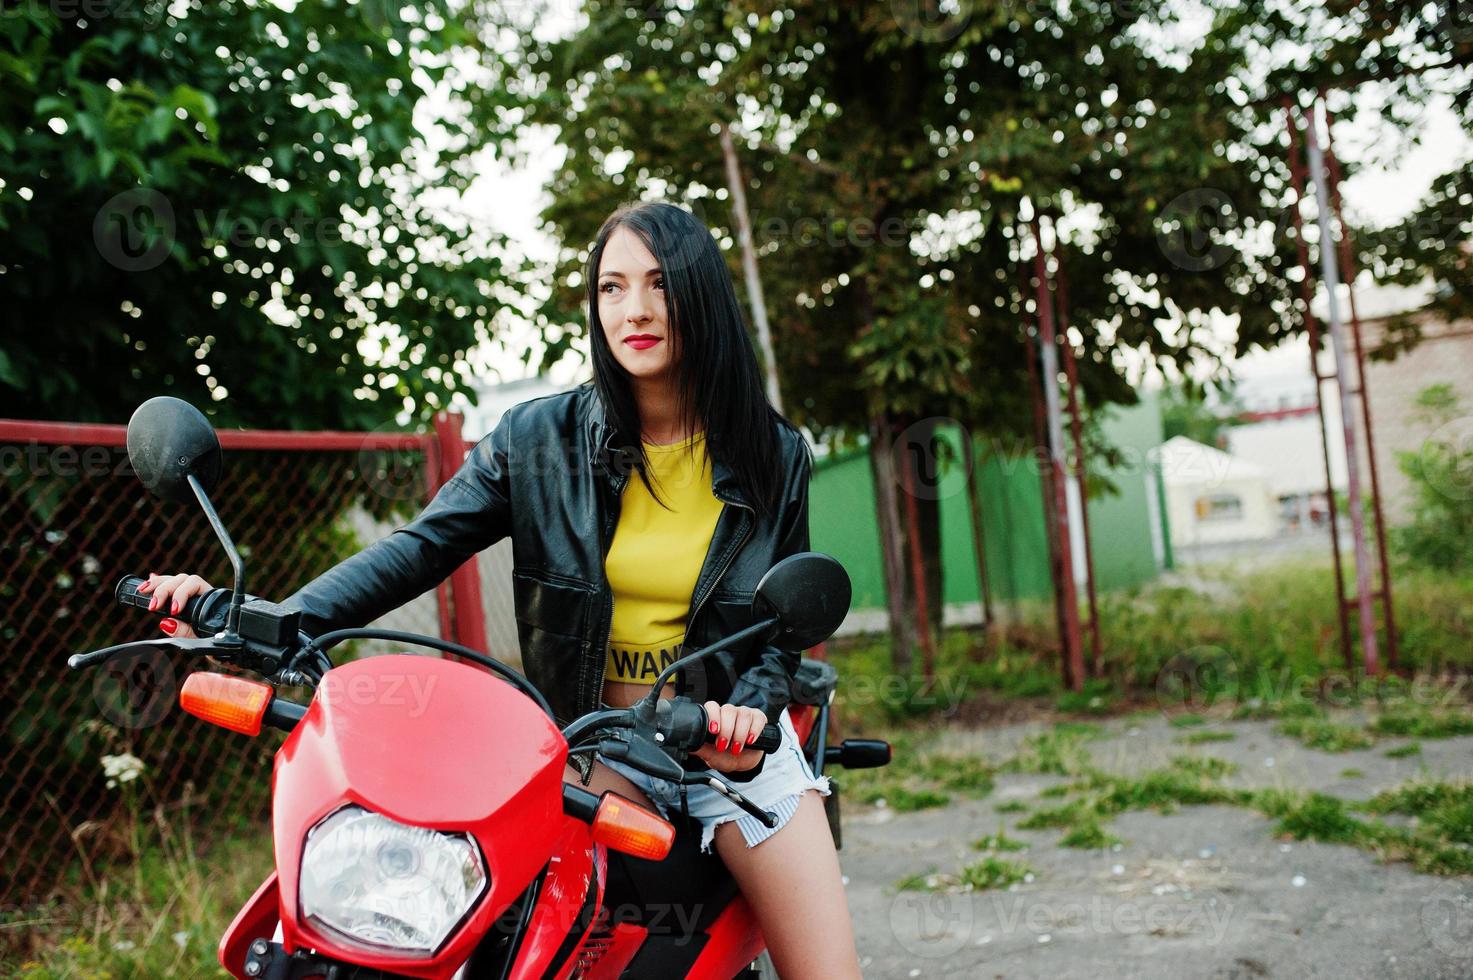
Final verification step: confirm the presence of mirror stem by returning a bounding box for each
[635,616,781,719]
[188,473,245,639]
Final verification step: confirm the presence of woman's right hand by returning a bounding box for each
[136,573,214,639]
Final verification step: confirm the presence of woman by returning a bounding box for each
[144,202,864,978]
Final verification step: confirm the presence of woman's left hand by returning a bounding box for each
[693,701,767,773]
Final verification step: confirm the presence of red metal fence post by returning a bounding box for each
[432,412,489,655]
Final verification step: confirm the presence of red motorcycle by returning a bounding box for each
[71,397,890,979]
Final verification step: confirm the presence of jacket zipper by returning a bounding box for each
[680,497,754,695]
[588,469,627,715]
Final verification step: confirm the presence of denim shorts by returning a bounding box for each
[599,708,830,853]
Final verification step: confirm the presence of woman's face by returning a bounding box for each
[597,226,676,382]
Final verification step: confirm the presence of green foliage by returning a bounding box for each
[882,787,951,812]
[1371,710,1473,739]
[972,827,1029,853]
[1058,821,1122,850]
[1000,728,1097,777]
[1055,678,1118,715]
[0,0,524,428]
[1393,387,1473,573]
[1176,730,1237,744]
[1272,792,1367,845]
[1160,378,1239,448]
[1276,717,1376,753]
[1385,743,1423,759]
[958,857,1034,891]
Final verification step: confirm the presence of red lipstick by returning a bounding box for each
[624,335,660,350]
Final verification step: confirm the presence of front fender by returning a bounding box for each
[219,872,280,979]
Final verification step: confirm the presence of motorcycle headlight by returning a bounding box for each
[299,806,487,956]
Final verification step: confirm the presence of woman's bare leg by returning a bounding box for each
[713,790,862,980]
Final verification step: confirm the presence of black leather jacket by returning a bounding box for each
[282,382,813,733]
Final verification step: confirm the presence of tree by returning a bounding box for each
[493,0,1468,671]
[495,1,1280,666]
[0,0,525,429]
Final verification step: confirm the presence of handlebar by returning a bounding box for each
[115,576,232,637]
[655,698,782,754]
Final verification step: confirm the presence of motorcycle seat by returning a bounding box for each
[790,657,837,707]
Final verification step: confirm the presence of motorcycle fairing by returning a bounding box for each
[271,655,570,977]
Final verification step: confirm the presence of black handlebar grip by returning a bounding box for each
[114,576,228,637]
[751,724,782,754]
[698,707,782,754]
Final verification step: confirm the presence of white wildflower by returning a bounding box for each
[101,753,146,788]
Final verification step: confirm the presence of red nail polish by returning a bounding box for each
[709,721,719,735]
[731,741,742,755]
[716,738,728,752]
[746,732,758,745]
[171,601,180,614]
[159,618,177,635]
[148,596,157,611]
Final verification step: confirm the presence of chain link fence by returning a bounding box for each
[0,416,495,911]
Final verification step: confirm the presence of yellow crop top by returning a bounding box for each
[603,430,723,686]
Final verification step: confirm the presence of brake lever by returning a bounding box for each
[68,636,239,671]
[681,769,779,829]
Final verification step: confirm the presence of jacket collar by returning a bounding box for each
[577,382,750,508]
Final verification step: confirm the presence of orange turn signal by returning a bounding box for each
[179,672,273,736]
[591,793,675,861]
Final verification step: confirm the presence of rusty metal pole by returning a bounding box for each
[1283,99,1354,671]
[1030,215,1086,692]
[1048,221,1103,677]
[1305,100,1381,677]
[898,423,937,680]
[719,122,783,413]
[960,428,996,632]
[1322,103,1400,670]
[1023,290,1070,678]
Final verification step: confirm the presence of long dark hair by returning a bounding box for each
[584,201,798,518]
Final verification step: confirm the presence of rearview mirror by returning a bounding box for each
[753,553,851,650]
[127,396,222,503]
